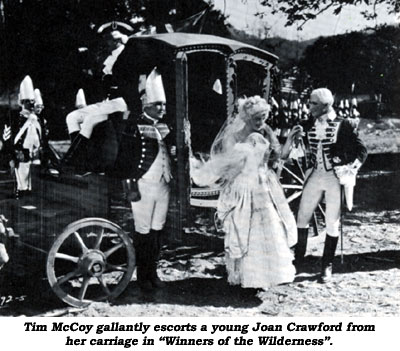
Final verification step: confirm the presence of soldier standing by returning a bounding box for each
[116,67,174,291]
[4,76,43,198]
[294,88,367,283]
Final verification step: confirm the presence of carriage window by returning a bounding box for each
[187,52,227,156]
[235,60,267,98]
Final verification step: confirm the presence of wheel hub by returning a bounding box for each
[79,251,106,277]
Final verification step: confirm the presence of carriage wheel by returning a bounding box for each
[280,159,326,236]
[46,218,135,308]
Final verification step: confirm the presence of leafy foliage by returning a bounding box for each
[258,0,399,29]
[299,25,400,108]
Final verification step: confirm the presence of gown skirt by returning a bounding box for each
[218,168,297,289]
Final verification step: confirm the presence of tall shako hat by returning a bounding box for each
[75,89,87,108]
[19,75,35,101]
[142,67,166,105]
[34,89,43,106]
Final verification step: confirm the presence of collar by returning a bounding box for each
[20,109,31,118]
[316,110,336,123]
[142,112,160,125]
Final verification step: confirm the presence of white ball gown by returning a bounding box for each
[216,133,297,289]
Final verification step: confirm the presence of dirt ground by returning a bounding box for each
[0,118,399,317]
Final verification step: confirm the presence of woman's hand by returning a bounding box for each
[288,125,304,142]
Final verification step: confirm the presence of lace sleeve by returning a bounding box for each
[265,132,282,161]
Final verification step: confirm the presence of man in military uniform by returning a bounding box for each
[3,76,44,198]
[62,90,127,171]
[0,215,13,272]
[294,88,368,283]
[116,67,174,291]
[32,88,56,172]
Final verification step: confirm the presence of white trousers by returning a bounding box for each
[297,169,341,237]
[131,178,170,234]
[66,98,127,138]
[15,161,31,191]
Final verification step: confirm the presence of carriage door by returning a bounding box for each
[173,52,189,242]
[185,51,228,217]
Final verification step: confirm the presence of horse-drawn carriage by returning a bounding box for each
[0,33,315,308]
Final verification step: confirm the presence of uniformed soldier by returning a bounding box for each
[62,89,127,170]
[115,67,174,291]
[6,76,43,198]
[294,88,367,283]
[349,97,361,130]
[33,88,54,170]
[0,215,11,271]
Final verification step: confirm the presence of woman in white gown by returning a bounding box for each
[192,96,300,289]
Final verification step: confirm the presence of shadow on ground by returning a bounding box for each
[295,250,400,283]
[116,277,262,308]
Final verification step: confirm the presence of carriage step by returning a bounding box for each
[18,205,72,218]
[190,198,218,208]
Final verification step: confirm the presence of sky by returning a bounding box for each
[212,0,398,40]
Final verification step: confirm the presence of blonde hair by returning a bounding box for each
[237,96,271,121]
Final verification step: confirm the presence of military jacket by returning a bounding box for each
[305,117,367,171]
[1,109,46,165]
[114,114,173,182]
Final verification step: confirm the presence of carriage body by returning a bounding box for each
[112,33,279,240]
[1,33,282,307]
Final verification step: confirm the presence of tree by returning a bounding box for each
[299,25,400,111]
[258,0,399,30]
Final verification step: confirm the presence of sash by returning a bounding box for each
[138,123,170,140]
[14,113,42,155]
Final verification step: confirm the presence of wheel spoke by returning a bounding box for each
[318,204,326,216]
[73,231,89,253]
[78,277,91,301]
[104,242,124,258]
[106,263,128,273]
[97,276,111,295]
[287,191,302,203]
[57,269,80,286]
[94,228,105,250]
[295,158,306,177]
[282,165,304,184]
[282,184,303,190]
[47,219,136,308]
[55,252,79,263]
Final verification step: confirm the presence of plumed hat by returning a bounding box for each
[143,67,166,105]
[351,97,358,107]
[19,75,35,101]
[344,99,350,108]
[339,100,344,109]
[34,89,43,106]
[75,89,87,108]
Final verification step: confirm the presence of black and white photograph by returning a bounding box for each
[0,0,399,327]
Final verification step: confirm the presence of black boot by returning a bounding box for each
[61,133,89,170]
[149,230,166,288]
[320,234,339,283]
[133,232,153,291]
[294,228,308,272]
